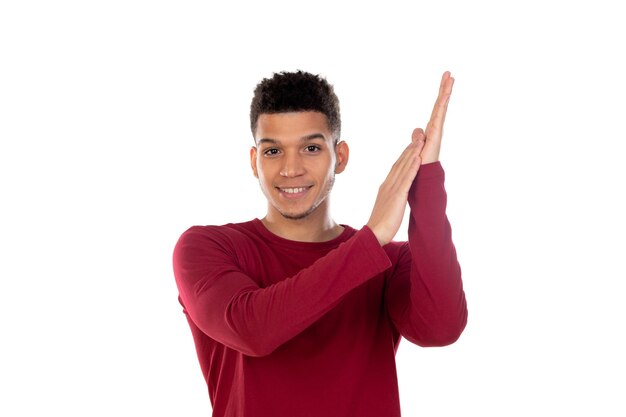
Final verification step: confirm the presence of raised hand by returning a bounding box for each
[421,71,454,164]
[366,129,426,246]
[366,72,454,246]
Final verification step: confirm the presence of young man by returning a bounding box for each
[173,70,467,416]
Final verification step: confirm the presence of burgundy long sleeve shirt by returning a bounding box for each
[173,162,467,416]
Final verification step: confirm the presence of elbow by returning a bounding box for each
[425,310,468,347]
[223,311,280,358]
[410,309,468,347]
[199,321,279,357]
[423,326,465,347]
[425,293,469,347]
[236,338,278,358]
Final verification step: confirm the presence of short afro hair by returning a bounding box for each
[250,70,341,141]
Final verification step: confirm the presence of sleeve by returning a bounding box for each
[384,161,468,347]
[173,226,392,357]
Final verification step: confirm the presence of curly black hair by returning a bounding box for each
[250,70,341,141]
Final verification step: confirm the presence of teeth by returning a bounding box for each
[282,187,307,194]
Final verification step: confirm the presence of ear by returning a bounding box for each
[250,146,259,178]
[334,140,349,174]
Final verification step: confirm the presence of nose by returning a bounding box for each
[280,152,305,177]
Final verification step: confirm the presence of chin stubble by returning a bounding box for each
[276,174,335,221]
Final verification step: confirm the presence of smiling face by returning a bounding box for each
[250,111,348,222]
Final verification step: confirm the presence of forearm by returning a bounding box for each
[394,162,467,346]
[174,227,391,357]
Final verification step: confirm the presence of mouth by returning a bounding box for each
[276,186,312,199]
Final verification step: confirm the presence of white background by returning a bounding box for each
[1,1,625,415]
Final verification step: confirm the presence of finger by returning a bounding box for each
[439,71,452,99]
[389,141,419,178]
[411,128,426,154]
[386,140,423,186]
[415,135,426,154]
[427,72,454,135]
[411,127,425,143]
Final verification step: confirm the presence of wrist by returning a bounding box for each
[365,224,389,247]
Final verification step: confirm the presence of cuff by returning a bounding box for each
[416,161,444,181]
[358,226,393,269]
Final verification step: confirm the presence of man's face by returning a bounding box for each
[250,111,348,220]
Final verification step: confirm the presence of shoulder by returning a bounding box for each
[179,221,253,240]
[174,220,259,257]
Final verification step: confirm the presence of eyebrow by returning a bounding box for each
[257,133,327,145]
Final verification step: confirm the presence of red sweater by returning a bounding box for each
[173,162,467,416]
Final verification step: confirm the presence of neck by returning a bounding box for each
[261,204,343,243]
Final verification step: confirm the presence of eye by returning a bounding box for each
[263,148,281,157]
[304,144,321,153]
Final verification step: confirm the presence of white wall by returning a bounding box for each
[1,1,624,415]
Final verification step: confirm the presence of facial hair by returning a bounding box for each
[278,173,335,220]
